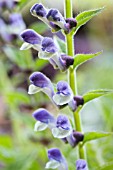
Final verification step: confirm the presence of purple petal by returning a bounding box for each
[48,148,63,162]
[56,115,71,130]
[32,108,54,123]
[9,13,23,24]
[29,72,51,88]
[49,22,61,32]
[9,13,26,34]
[46,8,68,32]
[76,159,88,170]
[57,81,72,96]
[30,3,47,17]
[41,37,58,53]
[20,29,43,44]
[0,0,14,9]
[0,19,13,42]
[47,9,64,22]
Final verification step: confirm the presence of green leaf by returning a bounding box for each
[73,51,102,69]
[29,22,48,34]
[83,89,113,103]
[6,91,30,105]
[53,36,66,53]
[83,131,112,145]
[3,45,34,70]
[0,135,13,148]
[34,58,48,70]
[74,7,104,33]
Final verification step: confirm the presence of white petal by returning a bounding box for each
[33,44,42,51]
[34,121,48,131]
[38,51,53,59]
[28,84,41,94]
[20,42,32,50]
[52,127,72,138]
[45,160,60,169]
[53,93,73,105]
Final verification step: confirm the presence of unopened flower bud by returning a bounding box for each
[30,3,47,17]
[65,18,77,29]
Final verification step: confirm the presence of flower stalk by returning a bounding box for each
[64,0,85,159]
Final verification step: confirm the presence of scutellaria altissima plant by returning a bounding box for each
[20,1,113,169]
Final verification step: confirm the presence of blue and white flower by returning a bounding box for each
[20,29,43,51]
[28,72,55,100]
[46,9,68,33]
[46,148,68,170]
[52,114,72,138]
[53,81,73,105]
[76,159,88,170]
[20,29,73,71]
[32,108,55,131]
[9,13,26,35]
[0,19,12,42]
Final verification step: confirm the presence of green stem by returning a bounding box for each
[64,0,85,160]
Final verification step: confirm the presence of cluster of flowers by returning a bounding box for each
[30,3,77,34]
[20,3,88,170]
[0,0,26,42]
[20,29,74,72]
[46,148,88,170]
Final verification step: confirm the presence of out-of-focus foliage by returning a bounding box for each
[0,0,113,170]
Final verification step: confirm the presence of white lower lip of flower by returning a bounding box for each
[38,51,54,59]
[28,84,41,94]
[45,160,60,169]
[20,42,33,50]
[52,127,72,138]
[53,93,73,105]
[33,44,42,51]
[34,121,48,131]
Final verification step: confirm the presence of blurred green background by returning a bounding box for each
[0,0,113,170]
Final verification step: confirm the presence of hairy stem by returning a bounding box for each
[64,0,85,159]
